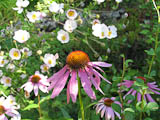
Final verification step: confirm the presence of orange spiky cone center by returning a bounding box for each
[66,51,90,69]
[0,105,5,115]
[104,99,114,107]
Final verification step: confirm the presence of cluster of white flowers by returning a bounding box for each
[92,19,117,39]
[27,11,46,23]
[13,0,29,14]
[49,1,64,13]
[0,95,21,120]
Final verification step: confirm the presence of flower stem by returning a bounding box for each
[77,74,85,120]
[38,94,42,118]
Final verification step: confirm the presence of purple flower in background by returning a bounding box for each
[48,51,112,103]
[119,76,160,103]
[95,97,121,120]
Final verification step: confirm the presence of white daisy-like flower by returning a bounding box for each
[66,9,78,20]
[0,56,8,67]
[115,0,123,3]
[5,95,17,107]
[106,25,117,39]
[13,0,29,14]
[92,19,101,30]
[9,48,21,60]
[20,74,27,79]
[49,1,64,13]
[57,29,70,43]
[64,19,77,33]
[13,30,30,43]
[95,0,105,4]
[43,53,59,67]
[20,47,32,56]
[6,63,16,72]
[1,76,12,87]
[0,70,3,77]
[40,64,50,73]
[92,23,109,39]
[26,11,41,23]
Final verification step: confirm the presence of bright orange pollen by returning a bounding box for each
[104,99,114,107]
[31,75,41,83]
[66,51,90,69]
[0,105,5,115]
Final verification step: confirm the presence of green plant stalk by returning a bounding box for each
[38,94,42,118]
[77,74,85,120]
[118,56,126,120]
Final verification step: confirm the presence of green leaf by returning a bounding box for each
[59,107,71,118]
[140,29,149,35]
[146,102,159,111]
[144,48,155,56]
[124,111,135,120]
[144,118,152,120]
[111,103,121,114]
[23,104,38,111]
[125,95,135,101]
[124,108,135,113]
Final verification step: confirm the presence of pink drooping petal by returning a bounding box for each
[106,107,112,120]
[146,94,155,102]
[92,68,111,84]
[89,62,112,67]
[78,69,96,100]
[114,111,121,119]
[24,82,34,93]
[96,104,104,114]
[88,63,104,73]
[121,80,134,88]
[67,79,71,104]
[148,83,160,91]
[101,106,107,118]
[123,88,134,99]
[34,84,39,96]
[137,93,141,102]
[48,66,68,91]
[69,71,78,103]
[108,107,115,120]
[128,90,137,103]
[105,108,109,120]
[114,101,122,108]
[86,67,104,94]
[149,88,160,95]
[39,84,48,93]
[51,71,70,98]
[48,65,68,82]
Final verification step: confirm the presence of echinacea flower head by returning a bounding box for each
[57,29,70,43]
[43,53,59,67]
[13,30,30,43]
[48,50,112,103]
[49,2,64,13]
[95,97,121,120]
[0,56,8,67]
[64,19,77,33]
[27,11,41,23]
[0,96,20,120]
[9,48,21,60]
[66,9,78,20]
[1,76,12,87]
[120,76,160,103]
[92,23,109,39]
[40,64,50,73]
[106,25,117,39]
[21,71,50,96]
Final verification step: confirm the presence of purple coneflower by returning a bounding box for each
[120,76,160,102]
[48,50,112,103]
[21,71,50,96]
[95,97,121,120]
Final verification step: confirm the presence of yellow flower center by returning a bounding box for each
[5,79,10,84]
[48,59,52,65]
[66,51,90,69]
[108,31,112,37]
[61,35,66,41]
[13,51,19,57]
[104,98,114,107]
[68,10,75,17]
[43,66,48,71]
[1,60,4,64]
[31,75,41,83]
[32,14,37,20]
[0,105,5,115]
[21,35,25,41]
[101,32,105,37]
